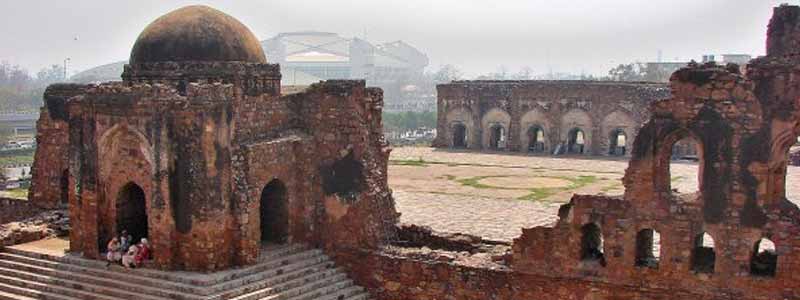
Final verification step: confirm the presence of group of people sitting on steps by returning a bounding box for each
[105,230,150,268]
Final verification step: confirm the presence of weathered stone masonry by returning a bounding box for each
[26,3,800,300]
[433,80,670,156]
[334,5,800,300]
[28,5,397,272]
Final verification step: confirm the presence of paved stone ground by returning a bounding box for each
[389,147,800,242]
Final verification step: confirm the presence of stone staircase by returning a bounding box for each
[0,244,370,300]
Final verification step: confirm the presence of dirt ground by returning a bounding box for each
[388,147,800,242]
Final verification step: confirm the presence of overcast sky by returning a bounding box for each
[0,0,787,77]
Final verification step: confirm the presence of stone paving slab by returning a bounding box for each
[389,147,800,241]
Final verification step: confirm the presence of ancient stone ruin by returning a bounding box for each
[433,80,680,156]
[27,5,397,272]
[339,5,800,300]
[2,3,799,300]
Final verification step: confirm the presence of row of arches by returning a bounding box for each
[579,223,778,277]
[446,107,635,156]
[101,179,289,251]
[451,123,628,156]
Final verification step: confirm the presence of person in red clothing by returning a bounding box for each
[134,238,150,267]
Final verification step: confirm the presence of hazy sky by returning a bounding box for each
[0,0,787,77]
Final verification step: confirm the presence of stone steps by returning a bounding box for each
[0,243,370,300]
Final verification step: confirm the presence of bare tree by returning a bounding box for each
[431,64,464,83]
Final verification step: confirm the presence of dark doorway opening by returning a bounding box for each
[527,126,545,153]
[750,238,777,277]
[489,124,505,150]
[568,128,585,154]
[60,169,69,206]
[260,179,288,244]
[116,182,148,244]
[580,223,605,266]
[691,232,716,274]
[452,123,467,148]
[609,129,627,156]
[635,229,661,268]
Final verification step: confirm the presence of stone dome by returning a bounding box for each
[129,6,267,64]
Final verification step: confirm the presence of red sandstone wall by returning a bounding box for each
[29,84,84,209]
[337,249,749,300]
[434,81,669,154]
[0,197,42,224]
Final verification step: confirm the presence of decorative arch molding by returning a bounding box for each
[445,107,475,148]
[98,124,155,169]
[560,109,593,154]
[519,109,551,153]
[601,110,637,156]
[481,108,512,150]
[96,123,156,254]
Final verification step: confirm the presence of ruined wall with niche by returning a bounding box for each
[434,81,669,155]
[336,5,800,300]
[28,84,86,209]
[296,81,398,252]
[65,82,240,271]
[37,77,398,272]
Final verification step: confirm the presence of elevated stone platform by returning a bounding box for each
[0,239,369,300]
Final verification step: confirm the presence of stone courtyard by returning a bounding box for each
[390,147,800,241]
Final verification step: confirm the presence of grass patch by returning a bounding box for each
[601,183,623,193]
[390,158,429,167]
[0,154,34,166]
[456,175,515,190]
[518,175,599,202]
[0,188,28,199]
[439,174,456,180]
[448,174,601,202]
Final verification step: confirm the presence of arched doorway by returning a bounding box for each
[691,232,716,274]
[260,179,288,244]
[452,123,467,148]
[489,124,505,150]
[609,129,627,156]
[116,182,148,244]
[60,169,69,206]
[580,223,605,266]
[527,126,545,153]
[751,238,777,277]
[568,128,586,154]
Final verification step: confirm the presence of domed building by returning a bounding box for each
[28,5,397,271]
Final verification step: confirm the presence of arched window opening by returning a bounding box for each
[635,229,661,268]
[580,223,605,266]
[609,129,627,156]
[489,124,506,150]
[452,123,468,148]
[116,182,148,245]
[527,126,545,153]
[669,135,702,194]
[691,232,715,274]
[260,179,289,245]
[568,128,585,154]
[751,238,777,277]
[60,169,69,206]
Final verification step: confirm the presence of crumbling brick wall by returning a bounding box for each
[507,4,800,299]
[434,81,670,156]
[334,4,800,300]
[28,84,86,209]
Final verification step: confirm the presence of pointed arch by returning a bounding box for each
[481,108,511,150]
[750,237,777,277]
[560,109,592,155]
[519,109,550,153]
[445,107,474,148]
